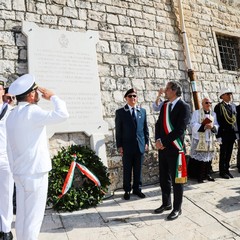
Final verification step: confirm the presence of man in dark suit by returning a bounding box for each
[214,88,237,179]
[154,81,191,221]
[115,88,149,200]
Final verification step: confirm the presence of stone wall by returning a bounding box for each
[0,0,239,190]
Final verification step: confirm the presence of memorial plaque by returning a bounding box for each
[22,21,108,137]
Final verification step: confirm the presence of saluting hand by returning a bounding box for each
[38,87,55,101]
[158,88,164,96]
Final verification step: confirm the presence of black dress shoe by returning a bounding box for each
[220,173,229,179]
[198,179,204,183]
[3,232,13,240]
[154,204,172,214]
[167,209,182,221]
[207,175,215,182]
[132,190,145,198]
[226,172,234,178]
[123,192,130,200]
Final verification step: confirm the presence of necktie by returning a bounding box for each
[132,107,137,126]
[225,103,232,115]
[169,103,172,112]
[0,104,8,120]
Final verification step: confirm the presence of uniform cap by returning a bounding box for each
[124,88,137,98]
[8,74,38,96]
[218,87,232,99]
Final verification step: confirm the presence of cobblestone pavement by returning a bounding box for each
[11,167,240,240]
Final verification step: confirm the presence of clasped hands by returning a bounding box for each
[204,123,213,130]
[156,140,165,150]
[118,144,149,156]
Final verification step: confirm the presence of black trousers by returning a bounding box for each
[188,158,212,181]
[219,138,235,175]
[158,149,183,211]
[122,145,143,192]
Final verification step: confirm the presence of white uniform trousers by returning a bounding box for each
[14,172,48,240]
[0,154,14,233]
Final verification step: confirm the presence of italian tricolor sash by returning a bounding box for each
[163,102,187,184]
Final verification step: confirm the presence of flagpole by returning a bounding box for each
[178,0,200,110]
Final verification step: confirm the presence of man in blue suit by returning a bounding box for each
[115,88,149,200]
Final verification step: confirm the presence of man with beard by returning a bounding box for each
[154,81,191,221]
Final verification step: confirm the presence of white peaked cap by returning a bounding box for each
[8,74,37,96]
[218,87,232,99]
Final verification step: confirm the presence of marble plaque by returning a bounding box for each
[22,21,108,137]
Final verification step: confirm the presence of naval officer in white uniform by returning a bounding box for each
[0,78,14,240]
[6,74,69,240]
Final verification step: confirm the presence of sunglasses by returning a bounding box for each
[204,102,212,104]
[127,94,137,98]
[5,96,15,101]
[225,93,232,95]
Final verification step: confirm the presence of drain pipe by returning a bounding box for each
[178,0,200,110]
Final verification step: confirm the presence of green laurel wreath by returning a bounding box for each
[47,145,110,212]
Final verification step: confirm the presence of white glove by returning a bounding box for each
[217,138,222,144]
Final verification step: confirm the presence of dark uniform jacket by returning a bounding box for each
[237,105,240,135]
[115,105,149,154]
[214,102,237,141]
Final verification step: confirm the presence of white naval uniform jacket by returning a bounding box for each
[6,95,69,175]
[0,103,11,155]
[0,104,14,233]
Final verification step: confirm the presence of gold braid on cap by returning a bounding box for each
[220,103,236,125]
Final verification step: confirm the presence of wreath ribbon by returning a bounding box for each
[59,154,101,198]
